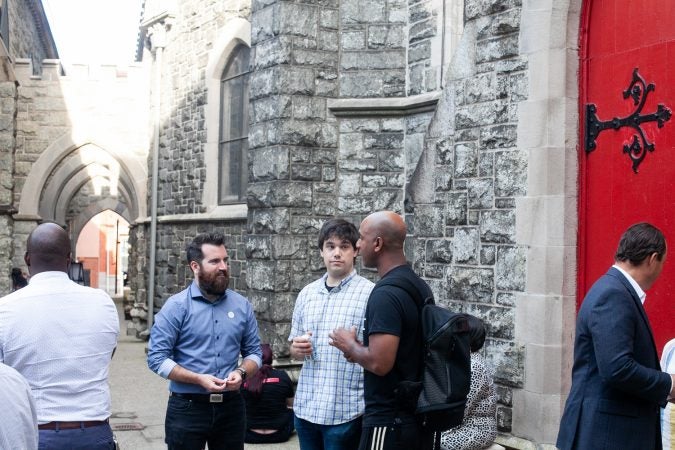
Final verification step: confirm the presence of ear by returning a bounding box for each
[373,236,384,252]
[189,260,200,275]
[24,251,30,267]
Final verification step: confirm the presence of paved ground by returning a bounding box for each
[109,299,300,450]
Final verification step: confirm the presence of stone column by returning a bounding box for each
[248,0,339,356]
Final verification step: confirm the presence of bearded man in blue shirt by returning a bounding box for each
[148,233,262,450]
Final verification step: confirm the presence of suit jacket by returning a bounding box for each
[557,267,671,450]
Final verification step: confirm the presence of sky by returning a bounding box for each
[42,0,144,66]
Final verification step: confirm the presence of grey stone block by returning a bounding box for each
[480,210,515,243]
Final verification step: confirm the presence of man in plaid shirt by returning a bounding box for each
[289,218,374,449]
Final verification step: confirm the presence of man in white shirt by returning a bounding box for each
[0,362,38,450]
[0,222,120,449]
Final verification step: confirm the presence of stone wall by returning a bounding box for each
[0,82,15,295]
[7,0,52,74]
[405,0,526,433]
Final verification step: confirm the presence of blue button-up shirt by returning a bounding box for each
[147,282,262,394]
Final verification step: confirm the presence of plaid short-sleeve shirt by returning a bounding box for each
[289,271,373,425]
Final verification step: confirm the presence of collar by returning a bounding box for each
[612,264,647,304]
[322,270,357,293]
[189,280,227,304]
[27,271,70,284]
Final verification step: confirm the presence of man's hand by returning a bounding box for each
[329,326,359,362]
[290,332,313,360]
[224,370,244,391]
[197,374,227,392]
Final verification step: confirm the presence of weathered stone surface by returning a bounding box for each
[248,181,312,207]
[414,204,445,237]
[341,0,386,24]
[426,238,453,264]
[448,267,494,302]
[485,338,524,388]
[480,210,515,243]
[454,143,478,178]
[495,245,525,291]
[408,40,431,63]
[445,192,468,226]
[341,51,405,70]
[250,147,290,182]
[271,235,308,260]
[245,235,271,259]
[248,208,291,234]
[481,245,496,265]
[476,8,521,39]
[495,150,526,197]
[465,0,522,21]
[476,34,519,64]
[246,260,276,291]
[456,101,509,129]
[480,124,516,149]
[368,25,404,49]
[465,303,514,340]
[254,36,293,70]
[468,178,494,209]
[453,227,480,264]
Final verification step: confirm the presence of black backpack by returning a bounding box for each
[378,276,472,449]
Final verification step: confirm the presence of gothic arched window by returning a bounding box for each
[218,44,250,204]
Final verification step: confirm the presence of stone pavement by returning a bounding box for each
[109,298,300,449]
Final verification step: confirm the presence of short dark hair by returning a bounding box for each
[614,222,666,265]
[464,314,487,352]
[186,233,225,264]
[317,218,359,250]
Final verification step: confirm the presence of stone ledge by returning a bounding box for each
[328,92,440,117]
[152,204,248,224]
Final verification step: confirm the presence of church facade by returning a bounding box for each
[4,0,672,447]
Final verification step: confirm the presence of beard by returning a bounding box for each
[198,269,229,297]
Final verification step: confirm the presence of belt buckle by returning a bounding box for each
[209,394,223,403]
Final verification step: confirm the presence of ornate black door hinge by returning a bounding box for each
[585,67,671,173]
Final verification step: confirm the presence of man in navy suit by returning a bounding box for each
[557,223,675,450]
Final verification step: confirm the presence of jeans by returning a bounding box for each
[165,393,245,450]
[294,415,362,450]
[38,423,116,450]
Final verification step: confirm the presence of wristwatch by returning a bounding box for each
[235,367,247,381]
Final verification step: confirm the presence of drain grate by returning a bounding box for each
[111,422,145,431]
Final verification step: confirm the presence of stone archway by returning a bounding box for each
[15,132,147,223]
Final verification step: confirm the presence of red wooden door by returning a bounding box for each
[580,0,675,354]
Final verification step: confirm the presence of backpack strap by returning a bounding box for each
[376,274,431,384]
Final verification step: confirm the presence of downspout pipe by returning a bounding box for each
[145,23,168,335]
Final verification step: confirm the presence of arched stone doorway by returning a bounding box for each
[12,133,147,282]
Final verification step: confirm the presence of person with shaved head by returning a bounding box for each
[330,211,434,450]
[0,222,120,449]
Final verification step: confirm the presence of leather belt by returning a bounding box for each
[38,419,109,430]
[171,392,236,403]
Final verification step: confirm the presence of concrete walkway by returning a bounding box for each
[109,300,300,449]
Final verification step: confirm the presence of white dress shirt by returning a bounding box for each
[0,272,119,423]
[0,362,38,449]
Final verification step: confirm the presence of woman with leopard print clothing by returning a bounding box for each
[440,315,497,450]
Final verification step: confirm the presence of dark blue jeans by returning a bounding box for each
[294,415,362,450]
[165,393,245,450]
[38,423,115,450]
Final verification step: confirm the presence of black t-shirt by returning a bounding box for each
[362,264,431,426]
[242,368,294,430]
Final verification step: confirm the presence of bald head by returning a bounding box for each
[363,211,407,250]
[25,222,71,275]
[358,211,408,274]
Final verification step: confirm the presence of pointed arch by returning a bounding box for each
[15,132,147,223]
